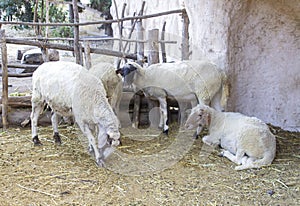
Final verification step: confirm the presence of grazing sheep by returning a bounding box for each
[89,62,122,117]
[31,61,82,145]
[117,60,229,135]
[185,104,276,170]
[71,70,121,166]
[31,61,120,166]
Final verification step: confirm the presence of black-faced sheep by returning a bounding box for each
[117,60,229,135]
[185,104,276,170]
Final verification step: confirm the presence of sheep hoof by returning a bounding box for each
[96,158,106,167]
[88,145,95,156]
[192,131,199,139]
[163,129,169,135]
[53,132,61,145]
[218,151,224,157]
[218,149,226,157]
[234,165,246,170]
[33,136,42,146]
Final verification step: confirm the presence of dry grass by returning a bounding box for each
[0,124,299,205]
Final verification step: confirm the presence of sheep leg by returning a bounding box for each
[80,124,103,166]
[202,135,220,147]
[31,100,44,145]
[158,97,169,135]
[234,157,256,170]
[220,149,246,165]
[178,101,189,127]
[51,112,61,145]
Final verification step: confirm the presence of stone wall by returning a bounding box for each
[111,0,300,131]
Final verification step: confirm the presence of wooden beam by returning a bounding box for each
[5,38,138,60]
[72,0,80,64]
[0,9,186,27]
[181,9,190,60]
[0,29,9,129]
[148,29,159,65]
[84,41,91,69]
[0,96,31,108]
[0,73,33,78]
[161,21,167,63]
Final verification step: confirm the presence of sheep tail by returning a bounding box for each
[220,70,230,111]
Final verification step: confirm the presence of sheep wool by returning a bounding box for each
[185,104,276,170]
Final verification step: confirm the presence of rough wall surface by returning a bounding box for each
[111,0,300,131]
[228,0,300,131]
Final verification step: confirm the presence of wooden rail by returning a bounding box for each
[0,9,185,27]
[0,1,189,128]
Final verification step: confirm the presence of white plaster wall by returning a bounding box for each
[111,0,300,131]
[111,0,185,60]
[228,0,300,131]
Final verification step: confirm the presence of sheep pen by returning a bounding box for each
[1,26,299,206]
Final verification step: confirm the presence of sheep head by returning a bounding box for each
[107,130,121,147]
[185,104,211,130]
[116,63,137,86]
[116,62,145,87]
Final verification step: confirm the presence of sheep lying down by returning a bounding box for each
[31,61,121,166]
[185,104,276,170]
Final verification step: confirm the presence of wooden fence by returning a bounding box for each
[0,0,189,129]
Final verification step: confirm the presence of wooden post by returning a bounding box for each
[160,21,167,63]
[181,9,190,60]
[0,30,8,129]
[33,0,39,36]
[84,41,91,69]
[136,22,145,65]
[132,1,146,128]
[72,0,80,64]
[131,16,146,128]
[112,0,124,54]
[148,29,159,65]
[79,43,83,66]
[43,0,50,62]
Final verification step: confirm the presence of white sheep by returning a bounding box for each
[117,60,229,135]
[71,69,121,166]
[31,61,120,166]
[89,62,122,117]
[31,61,82,145]
[185,104,276,170]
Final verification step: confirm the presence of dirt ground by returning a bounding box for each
[0,124,299,206]
[1,25,299,205]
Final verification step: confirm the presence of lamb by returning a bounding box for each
[31,61,121,166]
[89,62,122,116]
[116,60,229,135]
[184,104,276,170]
